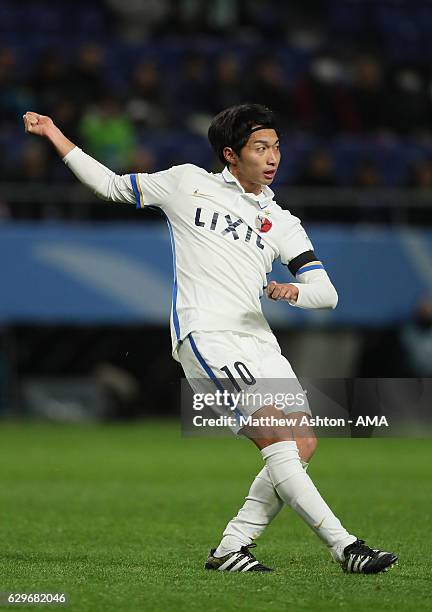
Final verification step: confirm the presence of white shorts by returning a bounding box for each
[178,330,311,435]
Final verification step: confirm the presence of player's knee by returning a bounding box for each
[245,425,294,449]
[296,436,318,462]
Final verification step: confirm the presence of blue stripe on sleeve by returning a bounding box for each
[296,264,324,276]
[130,174,141,209]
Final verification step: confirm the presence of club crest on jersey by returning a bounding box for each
[256,212,272,233]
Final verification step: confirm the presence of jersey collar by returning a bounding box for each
[221,167,274,209]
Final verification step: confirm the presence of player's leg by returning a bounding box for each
[178,332,397,573]
[243,404,397,573]
[180,331,325,569]
[179,331,346,564]
[243,406,356,560]
[239,340,397,573]
[213,339,336,557]
[212,351,318,558]
[213,436,316,558]
[213,465,283,558]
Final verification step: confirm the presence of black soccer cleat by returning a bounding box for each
[342,539,398,574]
[205,543,273,572]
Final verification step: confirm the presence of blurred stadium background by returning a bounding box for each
[1,0,432,422]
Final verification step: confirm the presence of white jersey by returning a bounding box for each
[128,164,313,358]
[63,149,314,358]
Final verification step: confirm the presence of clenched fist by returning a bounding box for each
[23,112,55,137]
[266,281,299,302]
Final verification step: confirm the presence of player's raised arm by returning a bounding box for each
[23,111,186,208]
[23,111,76,157]
[23,111,138,205]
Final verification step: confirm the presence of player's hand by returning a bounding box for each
[23,112,55,137]
[266,281,299,302]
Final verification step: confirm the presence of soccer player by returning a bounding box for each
[23,104,397,574]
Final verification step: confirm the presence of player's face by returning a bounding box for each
[225,128,281,195]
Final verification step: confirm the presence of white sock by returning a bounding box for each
[261,441,356,562]
[214,466,284,557]
[214,455,312,557]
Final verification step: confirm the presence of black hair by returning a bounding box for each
[208,103,279,166]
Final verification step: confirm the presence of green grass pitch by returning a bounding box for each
[0,421,430,611]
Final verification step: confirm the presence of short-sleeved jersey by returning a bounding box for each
[123,164,313,357]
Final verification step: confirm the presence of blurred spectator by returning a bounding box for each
[209,54,244,114]
[127,147,157,174]
[174,0,239,34]
[175,52,213,124]
[295,149,338,187]
[0,47,15,91]
[246,55,291,124]
[350,56,390,133]
[240,0,286,37]
[206,0,239,33]
[11,142,51,182]
[55,99,81,143]
[173,0,209,33]
[67,44,108,108]
[105,0,170,40]
[29,50,69,116]
[354,158,383,188]
[6,142,54,219]
[408,159,432,189]
[80,96,136,170]
[126,60,167,129]
[0,46,33,126]
[292,56,356,134]
[390,67,431,136]
[353,158,388,223]
[399,296,432,377]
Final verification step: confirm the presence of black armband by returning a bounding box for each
[287,250,317,276]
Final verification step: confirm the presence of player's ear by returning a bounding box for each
[223,146,237,166]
